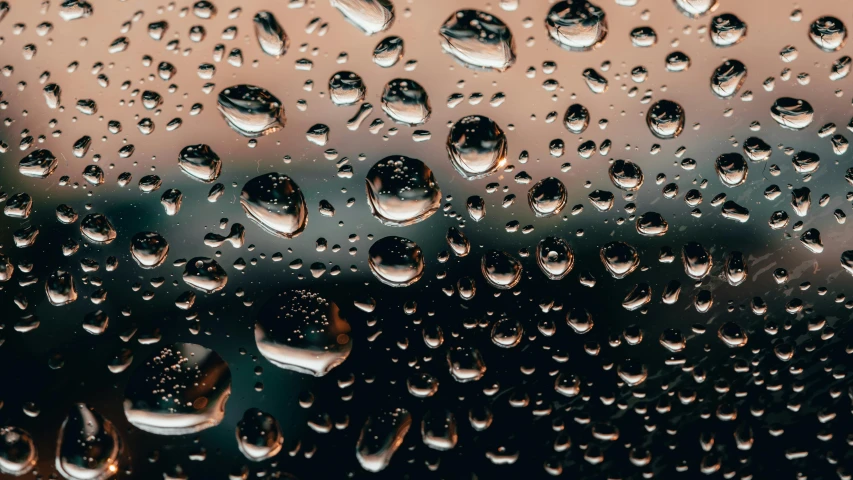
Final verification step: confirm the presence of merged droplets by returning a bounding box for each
[368,236,424,287]
[130,232,169,269]
[356,408,411,472]
[447,115,508,180]
[527,177,567,217]
[646,100,684,139]
[715,153,748,187]
[438,10,516,72]
[80,213,116,245]
[709,13,747,47]
[545,0,608,51]
[710,59,747,98]
[329,71,366,106]
[55,404,120,480]
[673,0,718,18]
[481,250,522,289]
[217,85,285,137]
[124,343,231,435]
[608,160,644,191]
[809,16,846,51]
[254,289,352,377]
[19,149,58,178]
[770,97,814,130]
[380,79,431,126]
[240,173,308,239]
[536,236,574,280]
[331,0,395,35]
[365,155,441,226]
[182,257,228,293]
[178,144,221,183]
[236,409,283,462]
[253,11,289,57]
[600,241,639,279]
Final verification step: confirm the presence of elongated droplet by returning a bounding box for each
[356,408,411,472]
[439,10,516,72]
[253,11,289,56]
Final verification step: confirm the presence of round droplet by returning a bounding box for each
[646,100,684,139]
[255,289,352,376]
[481,250,522,289]
[491,316,523,348]
[80,213,116,244]
[329,71,366,106]
[600,241,640,279]
[809,16,846,51]
[124,343,231,435]
[710,59,747,98]
[770,97,814,130]
[439,10,516,72]
[545,1,608,51]
[380,79,431,126]
[217,85,285,137]
[718,322,748,347]
[564,103,590,134]
[709,13,747,47]
[56,404,120,480]
[236,409,283,462]
[527,177,567,217]
[715,153,748,187]
[240,173,308,239]
[447,115,508,180]
[365,155,441,226]
[183,257,228,293]
[0,427,37,477]
[536,236,574,280]
[373,36,404,67]
[368,236,424,287]
[609,160,644,191]
[178,144,221,183]
[130,232,169,269]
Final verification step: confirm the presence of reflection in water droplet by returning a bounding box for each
[770,97,814,130]
[46,270,77,306]
[255,289,352,376]
[710,59,747,98]
[421,410,458,451]
[332,0,395,35]
[446,227,470,257]
[724,251,747,286]
[19,149,58,178]
[240,173,308,239]
[130,232,169,269]
[80,213,117,244]
[447,346,487,382]
[0,426,37,476]
[56,404,120,480]
[709,13,747,47]
[715,153,748,187]
[447,115,508,180]
[799,228,824,253]
[380,79,431,126]
[600,242,640,279]
[545,1,608,51]
[253,11,289,57]
[527,177,567,217]
[609,160,644,191]
[178,144,221,183]
[373,36,404,67]
[356,408,411,472]
[481,250,522,289]
[809,16,846,52]
[183,257,228,293]
[124,343,231,435]
[536,236,574,280]
[743,136,771,161]
[365,155,441,226]
[673,0,718,18]
[682,241,712,279]
[718,322,748,347]
[329,71,366,106]
[439,10,516,72]
[236,409,283,462]
[369,236,424,287]
[646,100,684,139]
[217,85,285,137]
[564,103,590,134]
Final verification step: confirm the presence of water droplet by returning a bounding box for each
[255,289,352,376]
[178,144,221,183]
[646,100,684,139]
[56,404,120,480]
[536,236,574,280]
[600,241,639,279]
[356,408,411,472]
[329,71,366,106]
[809,16,846,51]
[673,0,718,18]
[609,160,644,191]
[710,59,747,98]
[331,0,395,35]
[217,85,285,137]
[130,232,169,269]
[124,343,231,435]
[0,427,37,476]
[253,11,289,56]
[682,241,712,279]
[236,409,283,461]
[545,1,608,51]
[636,212,668,236]
[369,236,424,287]
[380,79,431,126]
[564,103,590,134]
[19,149,57,178]
[481,250,522,289]
[373,36,403,68]
[709,13,747,47]
[240,173,308,239]
[183,257,228,293]
[447,115,508,180]
[715,153,748,187]
[439,10,516,72]
[527,177,567,217]
[80,213,117,244]
[718,322,748,347]
[770,97,814,130]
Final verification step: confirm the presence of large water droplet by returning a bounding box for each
[373,36,404,67]
[46,269,77,306]
[673,0,718,18]
[715,153,748,187]
[124,343,231,435]
[253,11,289,56]
[564,103,590,134]
[255,289,352,376]
[527,177,567,217]
[178,144,221,183]
[80,213,116,244]
[365,155,441,226]
[130,232,169,269]
[609,160,644,191]
[380,79,431,126]
[369,236,424,286]
[646,100,684,139]
[447,115,508,180]
[709,13,747,47]
[809,16,846,51]
[536,236,574,280]
[55,404,120,480]
[545,1,608,51]
[240,173,308,239]
[236,409,283,462]
[600,241,639,279]
[356,408,411,472]
[770,97,814,130]
[217,85,285,137]
[682,241,712,279]
[183,257,228,293]
[0,426,37,476]
[710,59,747,98]
[439,10,516,72]
[19,149,58,178]
[329,71,366,106]
[331,0,395,35]
[481,250,522,289]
